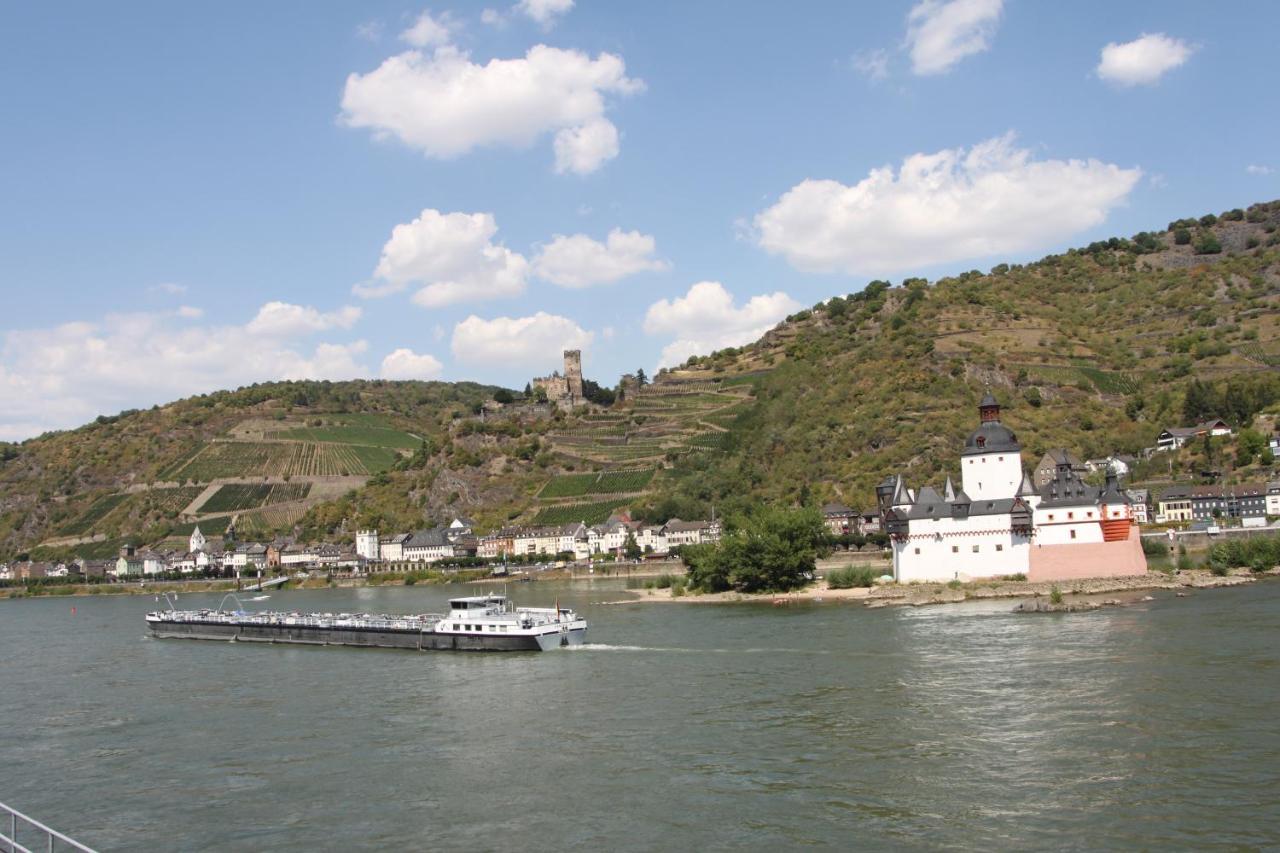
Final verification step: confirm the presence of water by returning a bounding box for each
[2,581,1278,851]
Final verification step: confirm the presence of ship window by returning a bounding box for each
[914,548,920,555]
[951,546,959,553]
[996,544,1003,552]
[972,545,979,553]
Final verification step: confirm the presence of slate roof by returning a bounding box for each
[962,420,1020,456]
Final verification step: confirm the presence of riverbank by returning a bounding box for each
[0,570,487,600]
[610,569,1267,608]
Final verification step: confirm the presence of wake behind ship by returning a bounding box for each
[146,594,587,652]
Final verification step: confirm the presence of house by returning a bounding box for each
[1124,489,1150,524]
[1187,484,1267,522]
[16,562,53,580]
[1156,489,1193,523]
[821,504,859,536]
[859,510,882,535]
[379,533,412,563]
[662,518,715,548]
[1156,419,1234,452]
[1085,456,1131,478]
[636,524,669,556]
[356,530,380,562]
[479,527,520,560]
[881,393,1145,584]
[404,528,455,564]
[280,543,316,567]
[115,546,146,578]
[231,543,268,571]
[75,559,112,579]
[1267,482,1280,517]
[1034,449,1087,489]
[513,527,565,558]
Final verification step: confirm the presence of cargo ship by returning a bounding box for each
[146,594,587,652]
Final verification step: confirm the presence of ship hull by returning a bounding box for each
[147,619,586,652]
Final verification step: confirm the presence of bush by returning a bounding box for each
[684,505,827,593]
[826,566,878,589]
[1174,228,1192,245]
[1049,586,1063,605]
[1194,233,1223,255]
[1141,537,1170,557]
[1176,554,1194,571]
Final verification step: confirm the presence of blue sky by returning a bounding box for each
[1,0,1278,439]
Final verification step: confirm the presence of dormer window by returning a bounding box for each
[976,436,986,448]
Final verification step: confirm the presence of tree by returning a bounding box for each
[636,368,648,387]
[684,505,828,594]
[493,389,515,405]
[1174,228,1192,245]
[622,532,642,560]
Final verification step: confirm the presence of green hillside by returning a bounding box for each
[5,199,1280,560]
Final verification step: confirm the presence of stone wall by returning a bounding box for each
[1028,525,1147,582]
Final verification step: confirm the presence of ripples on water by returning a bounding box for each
[1,582,1278,851]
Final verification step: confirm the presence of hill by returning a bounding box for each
[4,199,1280,559]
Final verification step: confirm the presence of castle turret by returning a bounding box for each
[960,393,1023,501]
[563,349,583,400]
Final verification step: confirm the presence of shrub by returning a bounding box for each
[1194,233,1223,255]
[1176,554,1194,571]
[1141,538,1170,557]
[1174,228,1192,245]
[1008,573,1027,582]
[1049,586,1063,605]
[826,566,878,589]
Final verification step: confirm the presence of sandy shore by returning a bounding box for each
[607,570,1265,608]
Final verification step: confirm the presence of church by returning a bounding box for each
[880,394,1147,584]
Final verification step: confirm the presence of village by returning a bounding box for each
[6,386,1280,586]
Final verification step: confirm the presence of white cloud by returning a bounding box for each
[906,0,1003,76]
[0,308,372,440]
[246,301,363,336]
[1097,33,1194,87]
[176,305,204,319]
[356,20,383,42]
[451,312,593,366]
[340,44,642,173]
[480,8,503,26]
[515,0,573,27]
[553,116,621,174]
[357,208,529,308]
[401,10,453,47]
[753,133,1141,276]
[151,282,188,295]
[380,348,444,380]
[532,228,668,288]
[852,49,890,81]
[643,281,800,369]
[1246,164,1273,176]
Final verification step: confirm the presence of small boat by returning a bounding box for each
[145,595,586,652]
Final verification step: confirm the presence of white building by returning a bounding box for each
[883,394,1147,584]
[189,525,206,554]
[403,528,455,564]
[356,530,380,562]
[379,533,411,562]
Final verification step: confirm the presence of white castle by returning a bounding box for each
[881,393,1147,584]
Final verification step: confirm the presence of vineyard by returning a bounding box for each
[539,469,656,499]
[531,500,627,526]
[168,441,399,480]
[200,483,313,514]
[267,423,420,451]
[56,493,129,536]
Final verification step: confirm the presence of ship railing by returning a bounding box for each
[0,801,97,853]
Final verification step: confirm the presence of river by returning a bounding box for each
[1,581,1277,851]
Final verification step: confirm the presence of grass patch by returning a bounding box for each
[826,566,879,589]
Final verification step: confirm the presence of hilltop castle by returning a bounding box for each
[532,350,584,409]
[880,393,1147,584]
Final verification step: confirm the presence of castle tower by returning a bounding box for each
[356,529,380,562]
[960,393,1024,501]
[563,349,584,400]
[189,525,206,555]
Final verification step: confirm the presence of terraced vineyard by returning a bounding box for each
[539,469,656,499]
[200,483,312,514]
[56,493,130,536]
[531,499,627,526]
[266,423,420,450]
[168,441,399,481]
